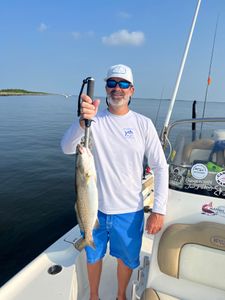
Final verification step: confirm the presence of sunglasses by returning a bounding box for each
[106,80,131,89]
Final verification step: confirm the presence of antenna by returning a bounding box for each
[161,0,202,147]
[199,14,219,137]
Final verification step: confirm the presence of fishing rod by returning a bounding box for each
[161,0,202,148]
[199,14,219,138]
[77,77,95,148]
[192,100,197,141]
[154,87,164,128]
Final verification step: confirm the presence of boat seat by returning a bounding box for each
[141,288,178,300]
[140,222,225,300]
[182,139,214,164]
[141,288,159,300]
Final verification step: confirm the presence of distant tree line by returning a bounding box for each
[0,89,48,95]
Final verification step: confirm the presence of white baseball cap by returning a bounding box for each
[104,64,134,84]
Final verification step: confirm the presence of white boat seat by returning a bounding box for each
[140,222,225,300]
[158,222,225,280]
[181,138,225,168]
[182,139,214,164]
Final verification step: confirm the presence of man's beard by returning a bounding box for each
[107,91,130,108]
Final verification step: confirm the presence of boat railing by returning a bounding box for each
[167,117,225,133]
[162,117,225,151]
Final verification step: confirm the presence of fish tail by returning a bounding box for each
[74,237,95,252]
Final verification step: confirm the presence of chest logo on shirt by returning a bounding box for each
[123,128,134,138]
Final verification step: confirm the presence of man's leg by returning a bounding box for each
[116,258,132,300]
[87,260,103,300]
[85,211,108,300]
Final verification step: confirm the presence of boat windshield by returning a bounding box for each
[166,120,225,199]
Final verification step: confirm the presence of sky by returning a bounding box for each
[1,0,225,101]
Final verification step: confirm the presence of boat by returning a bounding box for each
[0,173,154,300]
[2,0,225,299]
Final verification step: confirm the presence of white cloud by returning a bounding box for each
[117,11,132,19]
[37,23,48,32]
[102,29,145,46]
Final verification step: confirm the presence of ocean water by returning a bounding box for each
[0,95,224,286]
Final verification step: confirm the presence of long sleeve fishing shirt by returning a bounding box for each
[61,109,168,215]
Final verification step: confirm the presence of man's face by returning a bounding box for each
[105,77,134,108]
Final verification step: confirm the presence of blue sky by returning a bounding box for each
[1,0,225,101]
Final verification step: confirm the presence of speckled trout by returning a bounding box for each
[74,144,98,251]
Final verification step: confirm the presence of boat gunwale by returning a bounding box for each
[166,117,225,137]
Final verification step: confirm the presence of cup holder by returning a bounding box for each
[48,264,63,275]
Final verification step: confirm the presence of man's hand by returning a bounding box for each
[79,94,100,128]
[145,212,164,234]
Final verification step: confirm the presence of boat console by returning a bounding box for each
[168,127,225,199]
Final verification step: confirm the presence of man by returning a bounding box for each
[61,64,168,300]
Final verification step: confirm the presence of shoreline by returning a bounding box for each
[0,93,50,96]
[0,89,50,96]
[0,93,49,96]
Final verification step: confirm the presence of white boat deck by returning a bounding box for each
[0,215,154,300]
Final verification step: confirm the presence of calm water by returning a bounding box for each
[0,95,224,286]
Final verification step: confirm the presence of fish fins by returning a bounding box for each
[74,237,96,252]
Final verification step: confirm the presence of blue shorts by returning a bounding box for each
[83,209,144,269]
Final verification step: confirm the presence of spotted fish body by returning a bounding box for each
[75,144,98,251]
